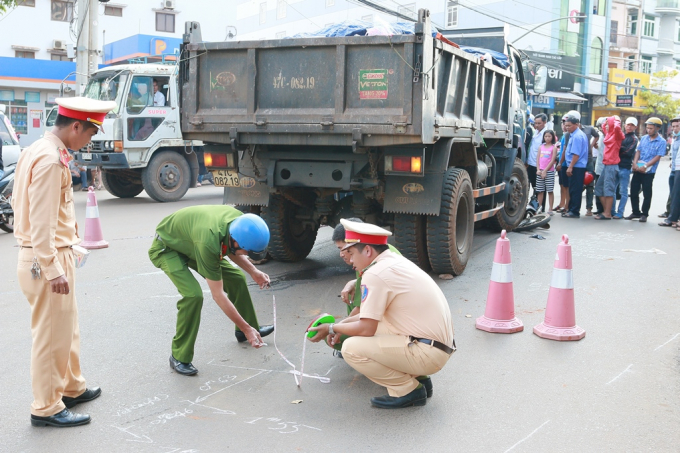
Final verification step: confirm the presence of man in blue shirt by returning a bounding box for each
[659,117,680,218]
[562,111,589,218]
[626,117,667,222]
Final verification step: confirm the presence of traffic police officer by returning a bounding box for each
[309,219,455,409]
[13,97,115,427]
[149,206,274,376]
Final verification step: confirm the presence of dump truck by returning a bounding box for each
[179,9,530,275]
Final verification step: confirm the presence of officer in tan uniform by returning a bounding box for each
[309,219,455,408]
[13,97,116,427]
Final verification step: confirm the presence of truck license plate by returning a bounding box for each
[82,152,92,161]
[211,170,240,187]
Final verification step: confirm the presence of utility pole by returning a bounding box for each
[75,0,99,95]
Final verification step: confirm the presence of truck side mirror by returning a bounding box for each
[533,66,547,94]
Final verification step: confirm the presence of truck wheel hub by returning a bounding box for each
[506,175,522,216]
[158,163,181,190]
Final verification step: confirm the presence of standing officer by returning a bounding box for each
[149,206,274,376]
[13,97,116,427]
[309,219,455,409]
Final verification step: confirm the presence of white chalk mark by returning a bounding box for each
[136,271,165,276]
[194,371,267,403]
[221,365,333,383]
[182,400,235,415]
[606,364,633,385]
[149,294,181,299]
[654,333,680,351]
[504,420,550,453]
[111,425,153,443]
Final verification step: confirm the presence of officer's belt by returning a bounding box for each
[409,336,456,355]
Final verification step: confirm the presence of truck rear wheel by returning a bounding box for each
[261,194,318,262]
[426,168,474,275]
[101,171,144,198]
[394,214,431,272]
[142,151,191,202]
[488,158,528,231]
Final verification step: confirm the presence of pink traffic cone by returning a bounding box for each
[81,186,109,249]
[534,234,585,341]
[476,230,523,333]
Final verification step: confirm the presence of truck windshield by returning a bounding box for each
[83,72,129,115]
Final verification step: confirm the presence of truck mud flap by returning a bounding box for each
[383,173,445,215]
[222,178,270,207]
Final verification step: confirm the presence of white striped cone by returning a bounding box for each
[81,187,109,249]
[534,234,585,341]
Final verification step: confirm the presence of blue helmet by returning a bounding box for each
[230,213,270,253]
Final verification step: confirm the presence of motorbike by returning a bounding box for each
[0,163,15,233]
[513,194,551,232]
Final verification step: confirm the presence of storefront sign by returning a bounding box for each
[532,95,555,109]
[616,95,633,107]
[522,51,578,93]
[607,68,649,111]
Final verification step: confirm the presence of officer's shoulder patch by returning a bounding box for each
[360,284,368,302]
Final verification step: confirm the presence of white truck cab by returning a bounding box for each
[73,63,202,202]
[0,104,21,167]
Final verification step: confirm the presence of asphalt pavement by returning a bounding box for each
[1,165,679,453]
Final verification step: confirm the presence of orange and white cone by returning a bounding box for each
[533,234,585,341]
[81,186,109,249]
[475,230,523,333]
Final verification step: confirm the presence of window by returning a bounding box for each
[275,31,286,39]
[0,90,14,102]
[641,56,652,74]
[259,2,266,24]
[643,14,655,38]
[25,92,40,103]
[51,0,73,22]
[51,53,72,61]
[610,20,618,44]
[361,14,373,24]
[676,60,680,70]
[325,0,334,6]
[590,37,603,75]
[593,0,606,15]
[15,50,35,59]
[627,11,638,35]
[18,0,36,6]
[627,55,636,71]
[104,6,122,17]
[398,3,416,19]
[156,12,175,33]
[446,1,458,28]
[677,20,680,42]
[276,0,286,19]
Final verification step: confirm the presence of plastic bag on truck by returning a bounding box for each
[288,20,415,38]
[458,46,510,69]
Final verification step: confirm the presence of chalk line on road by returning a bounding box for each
[606,364,633,385]
[504,419,550,453]
[654,333,680,351]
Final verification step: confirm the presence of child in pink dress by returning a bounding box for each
[537,130,558,215]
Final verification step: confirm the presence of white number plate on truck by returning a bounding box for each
[212,170,240,187]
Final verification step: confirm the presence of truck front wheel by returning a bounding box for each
[488,158,529,231]
[101,171,144,198]
[142,151,191,202]
[426,168,474,275]
[261,194,318,262]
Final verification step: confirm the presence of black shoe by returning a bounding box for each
[370,385,427,409]
[235,325,274,343]
[62,387,101,409]
[332,350,343,359]
[169,355,198,376]
[31,408,90,427]
[625,214,641,220]
[417,376,433,398]
[639,215,647,223]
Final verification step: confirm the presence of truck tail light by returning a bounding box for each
[204,152,234,169]
[385,155,424,174]
[114,140,123,152]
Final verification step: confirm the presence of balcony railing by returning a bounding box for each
[656,0,680,13]
[610,34,639,49]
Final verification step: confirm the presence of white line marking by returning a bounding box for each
[137,271,165,276]
[654,333,680,351]
[504,420,550,453]
[195,370,267,403]
[606,364,633,385]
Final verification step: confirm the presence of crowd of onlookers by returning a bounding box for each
[524,110,680,229]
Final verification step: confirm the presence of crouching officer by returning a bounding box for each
[149,206,274,376]
[14,97,116,427]
[309,219,455,408]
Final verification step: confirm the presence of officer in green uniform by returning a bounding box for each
[149,205,273,376]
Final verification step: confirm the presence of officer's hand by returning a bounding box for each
[307,324,330,343]
[340,279,356,305]
[252,270,270,289]
[49,275,70,295]
[328,333,342,347]
[245,327,265,348]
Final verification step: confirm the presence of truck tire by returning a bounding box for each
[142,151,191,202]
[101,171,144,198]
[426,168,474,275]
[488,158,529,231]
[394,214,431,272]
[261,194,318,262]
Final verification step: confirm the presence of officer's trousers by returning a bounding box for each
[18,247,86,416]
[149,239,260,363]
[342,322,451,397]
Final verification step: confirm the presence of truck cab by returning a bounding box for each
[73,63,201,202]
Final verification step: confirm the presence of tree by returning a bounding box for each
[0,0,17,14]
[639,70,680,120]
